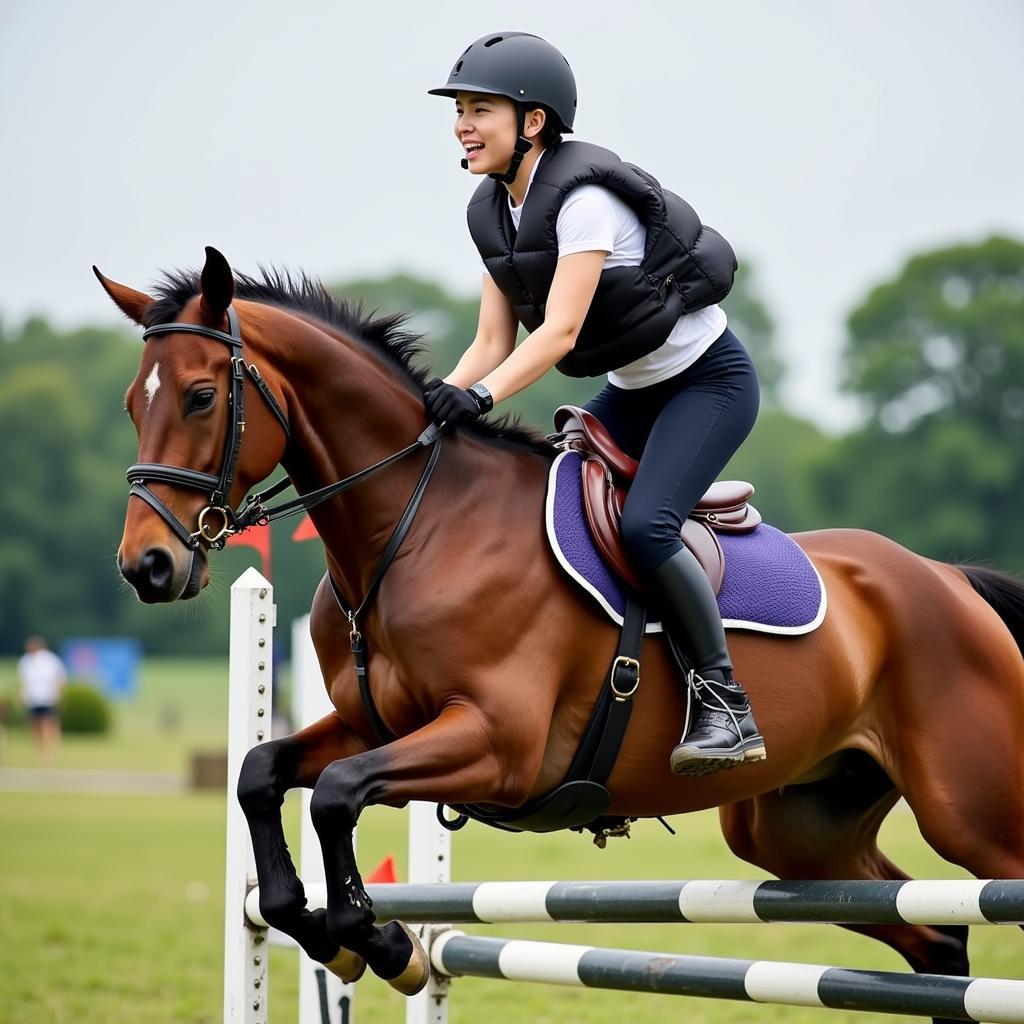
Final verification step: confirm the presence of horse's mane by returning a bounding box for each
[147,266,558,462]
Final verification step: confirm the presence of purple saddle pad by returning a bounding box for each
[545,451,826,635]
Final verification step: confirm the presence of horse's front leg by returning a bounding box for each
[237,713,369,980]
[309,704,534,995]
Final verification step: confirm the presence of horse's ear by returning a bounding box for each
[93,267,154,326]
[199,245,235,322]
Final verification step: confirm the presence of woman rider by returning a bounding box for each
[423,32,765,776]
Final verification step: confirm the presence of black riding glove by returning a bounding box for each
[423,378,491,425]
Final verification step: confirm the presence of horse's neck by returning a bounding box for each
[270,317,457,606]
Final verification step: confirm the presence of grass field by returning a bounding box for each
[2,658,1023,1023]
[0,656,229,772]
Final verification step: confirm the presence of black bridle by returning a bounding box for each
[125,304,441,552]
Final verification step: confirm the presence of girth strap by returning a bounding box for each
[437,596,648,835]
[584,596,648,786]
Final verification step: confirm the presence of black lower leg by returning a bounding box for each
[309,754,414,980]
[238,741,336,962]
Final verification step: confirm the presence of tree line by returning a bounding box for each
[1,235,1021,656]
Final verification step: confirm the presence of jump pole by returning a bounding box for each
[428,933,1024,1023]
[248,878,1024,927]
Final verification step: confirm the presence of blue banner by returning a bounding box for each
[60,638,143,700]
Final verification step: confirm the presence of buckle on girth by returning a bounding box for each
[610,655,640,701]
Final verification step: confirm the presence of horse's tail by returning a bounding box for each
[956,563,1024,655]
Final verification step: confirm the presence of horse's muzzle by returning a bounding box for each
[119,545,206,602]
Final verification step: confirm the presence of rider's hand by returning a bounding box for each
[423,378,487,425]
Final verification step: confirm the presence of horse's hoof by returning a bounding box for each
[385,922,430,996]
[323,946,367,984]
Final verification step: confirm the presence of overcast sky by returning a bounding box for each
[2,0,1021,431]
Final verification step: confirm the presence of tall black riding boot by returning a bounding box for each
[650,548,767,776]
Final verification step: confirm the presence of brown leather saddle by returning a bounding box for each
[552,405,762,594]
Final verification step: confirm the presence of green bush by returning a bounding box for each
[61,682,112,735]
[0,690,27,728]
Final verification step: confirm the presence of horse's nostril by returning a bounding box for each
[141,547,174,592]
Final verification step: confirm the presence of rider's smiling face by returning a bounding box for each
[453,91,545,175]
[454,92,516,174]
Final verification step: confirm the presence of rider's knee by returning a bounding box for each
[618,506,655,565]
[619,507,680,575]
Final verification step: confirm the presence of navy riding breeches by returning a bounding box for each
[582,327,760,578]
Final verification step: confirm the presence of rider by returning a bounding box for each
[424,32,765,776]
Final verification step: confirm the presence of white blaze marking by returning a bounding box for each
[144,362,161,409]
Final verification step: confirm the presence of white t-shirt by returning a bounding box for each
[481,148,727,389]
[18,649,66,707]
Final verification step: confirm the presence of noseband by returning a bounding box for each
[125,305,440,552]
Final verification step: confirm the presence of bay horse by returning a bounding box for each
[100,247,1024,1017]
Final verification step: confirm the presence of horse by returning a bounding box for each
[99,247,1024,1018]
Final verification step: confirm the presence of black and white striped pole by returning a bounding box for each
[428,932,1024,1023]
[250,877,1024,927]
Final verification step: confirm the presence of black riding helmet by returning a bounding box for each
[428,31,577,184]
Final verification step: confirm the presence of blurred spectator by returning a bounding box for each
[17,635,67,767]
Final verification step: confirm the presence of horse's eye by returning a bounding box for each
[190,389,216,413]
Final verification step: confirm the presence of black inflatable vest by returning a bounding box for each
[467,140,738,378]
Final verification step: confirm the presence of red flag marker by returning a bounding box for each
[226,523,272,579]
[364,855,397,884]
[292,515,320,543]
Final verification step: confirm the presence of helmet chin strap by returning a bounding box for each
[491,134,534,184]
[460,105,534,186]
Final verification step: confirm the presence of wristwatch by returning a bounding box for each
[467,382,494,413]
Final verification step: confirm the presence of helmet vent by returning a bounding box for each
[453,60,463,75]
[484,36,504,46]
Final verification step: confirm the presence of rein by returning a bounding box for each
[126,305,441,551]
